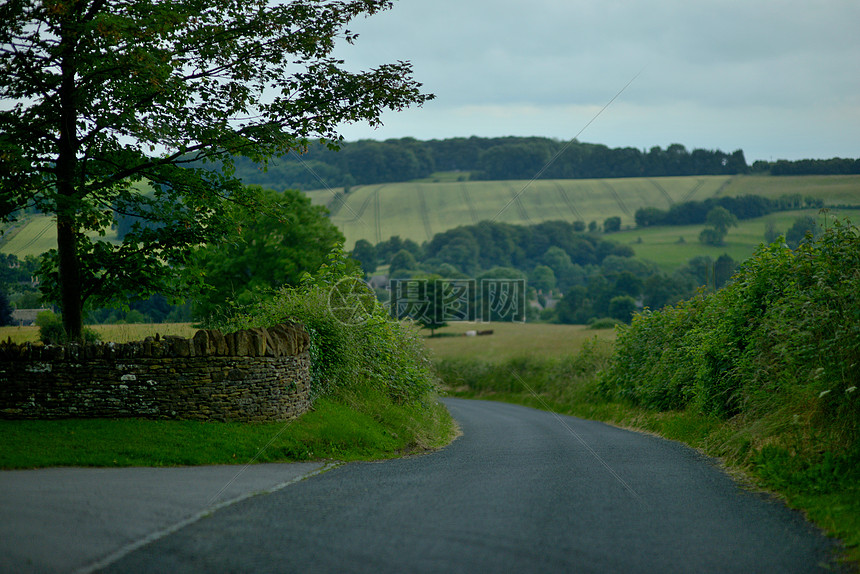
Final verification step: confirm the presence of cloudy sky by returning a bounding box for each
[333,0,860,162]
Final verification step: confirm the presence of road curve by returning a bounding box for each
[101,398,837,573]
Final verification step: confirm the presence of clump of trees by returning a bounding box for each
[699,207,738,246]
[354,219,737,326]
[635,194,823,229]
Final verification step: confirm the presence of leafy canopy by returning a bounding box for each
[190,186,348,320]
[0,0,432,339]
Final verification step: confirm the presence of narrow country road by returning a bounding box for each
[100,398,836,573]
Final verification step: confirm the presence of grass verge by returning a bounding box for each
[0,390,456,469]
[438,350,859,570]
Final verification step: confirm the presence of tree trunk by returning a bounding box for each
[56,213,83,341]
[55,15,83,341]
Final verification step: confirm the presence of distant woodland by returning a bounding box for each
[227,136,860,190]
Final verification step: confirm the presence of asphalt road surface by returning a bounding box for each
[96,398,837,573]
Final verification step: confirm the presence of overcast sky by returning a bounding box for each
[333,0,860,162]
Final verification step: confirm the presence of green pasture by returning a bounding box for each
[305,174,860,249]
[0,214,122,259]
[0,215,57,259]
[612,208,855,271]
[305,176,734,247]
[720,174,860,204]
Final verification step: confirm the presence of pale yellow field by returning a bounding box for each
[0,323,198,344]
[419,321,616,363]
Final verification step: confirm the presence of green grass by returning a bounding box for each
[305,176,735,247]
[0,390,456,469]
[302,174,860,249]
[721,174,860,204]
[0,214,121,259]
[611,208,855,271]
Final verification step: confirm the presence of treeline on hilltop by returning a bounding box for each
[231,137,748,189]
[752,157,860,176]
[227,136,860,190]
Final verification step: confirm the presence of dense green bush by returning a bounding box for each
[600,220,860,450]
[215,248,438,405]
[36,310,101,344]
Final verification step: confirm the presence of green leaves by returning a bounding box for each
[1,0,432,338]
[603,220,860,452]
[190,186,347,320]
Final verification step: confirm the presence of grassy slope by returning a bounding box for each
[611,208,852,271]
[306,175,733,247]
[5,174,859,260]
[304,173,860,249]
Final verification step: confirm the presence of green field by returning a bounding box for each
[612,208,854,271]
[305,175,734,246]
[4,174,859,261]
[0,214,121,259]
[304,174,860,249]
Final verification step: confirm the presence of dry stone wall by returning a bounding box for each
[0,323,312,422]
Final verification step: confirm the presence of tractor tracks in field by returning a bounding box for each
[505,183,531,223]
[681,179,708,203]
[460,184,480,225]
[601,181,632,217]
[553,182,584,221]
[338,186,382,243]
[649,179,675,208]
[415,185,434,241]
[373,187,382,244]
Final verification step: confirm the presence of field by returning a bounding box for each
[0,323,197,344]
[0,214,121,259]
[303,174,860,249]
[421,322,616,363]
[4,174,859,261]
[305,175,734,247]
[611,208,855,271]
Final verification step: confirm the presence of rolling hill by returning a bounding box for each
[304,174,860,248]
[3,174,859,268]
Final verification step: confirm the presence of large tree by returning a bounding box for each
[0,0,431,340]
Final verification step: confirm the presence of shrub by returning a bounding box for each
[600,220,860,452]
[214,247,438,405]
[587,317,622,330]
[36,310,101,344]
